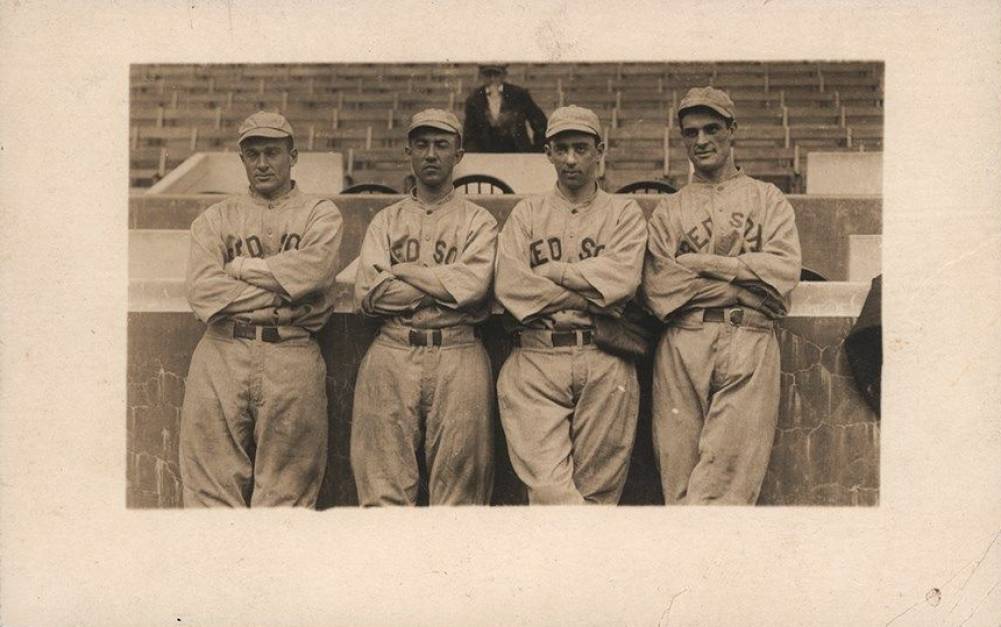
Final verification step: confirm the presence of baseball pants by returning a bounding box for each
[651,309,780,505]
[179,322,328,508]
[497,331,640,505]
[350,325,495,506]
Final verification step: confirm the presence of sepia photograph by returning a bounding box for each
[3,1,999,625]
[128,60,883,509]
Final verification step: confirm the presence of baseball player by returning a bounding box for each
[494,105,647,505]
[351,109,497,506]
[641,87,801,505]
[180,111,343,508]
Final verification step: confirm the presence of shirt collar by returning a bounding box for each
[248,180,299,205]
[552,181,601,211]
[408,185,456,212]
[691,167,743,185]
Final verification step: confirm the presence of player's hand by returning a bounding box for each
[735,288,786,319]
[386,262,425,281]
[415,294,436,311]
[534,261,563,284]
[675,253,709,274]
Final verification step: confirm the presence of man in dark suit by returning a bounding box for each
[462,64,548,153]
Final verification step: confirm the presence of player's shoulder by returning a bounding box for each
[367,195,411,226]
[302,193,343,217]
[512,192,547,215]
[191,194,243,229]
[739,173,793,208]
[456,196,499,226]
[647,186,684,217]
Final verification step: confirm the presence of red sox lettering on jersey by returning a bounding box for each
[643,173,801,318]
[494,187,647,330]
[186,185,343,332]
[354,190,497,329]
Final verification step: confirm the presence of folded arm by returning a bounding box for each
[542,200,648,308]
[494,201,592,323]
[354,212,426,317]
[186,212,283,323]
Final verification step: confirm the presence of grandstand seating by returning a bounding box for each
[130,62,883,192]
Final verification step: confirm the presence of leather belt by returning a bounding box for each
[697,307,772,329]
[514,329,593,348]
[378,325,480,348]
[233,321,283,343]
[408,329,443,347]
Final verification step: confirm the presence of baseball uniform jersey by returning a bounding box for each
[494,185,647,505]
[180,183,343,507]
[642,170,800,504]
[351,189,497,506]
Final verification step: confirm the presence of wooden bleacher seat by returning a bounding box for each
[786,106,841,126]
[368,126,408,149]
[522,64,575,81]
[768,75,822,91]
[336,92,397,110]
[738,106,786,126]
[159,107,227,129]
[396,92,457,112]
[192,128,233,151]
[788,125,850,149]
[780,91,839,108]
[429,67,478,86]
[713,75,767,90]
[309,126,372,151]
[133,126,198,151]
[613,107,669,128]
[330,108,394,130]
[732,126,789,147]
[618,65,667,83]
[617,88,668,108]
[835,89,883,107]
[730,92,784,109]
[848,126,883,150]
[606,126,667,179]
[734,146,800,191]
[562,85,617,105]
[228,91,288,110]
[842,106,883,127]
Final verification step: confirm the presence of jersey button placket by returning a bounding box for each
[421,210,433,265]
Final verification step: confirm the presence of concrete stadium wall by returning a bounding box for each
[127,302,878,508]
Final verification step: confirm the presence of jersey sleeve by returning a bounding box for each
[185,205,276,323]
[263,199,343,302]
[494,199,580,323]
[428,207,497,310]
[567,198,647,308]
[641,198,740,320]
[353,209,425,316]
[734,184,802,299]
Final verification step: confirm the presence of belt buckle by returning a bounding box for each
[726,308,744,326]
[408,329,442,347]
[261,327,281,342]
[233,321,255,340]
